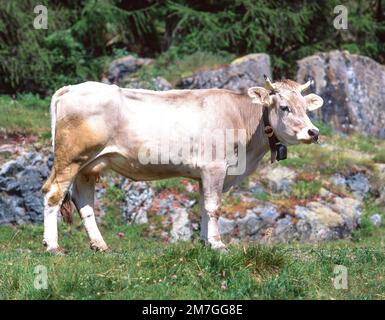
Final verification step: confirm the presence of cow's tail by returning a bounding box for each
[49,86,75,224]
[60,192,75,224]
[50,86,70,150]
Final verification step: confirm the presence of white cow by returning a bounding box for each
[42,76,323,254]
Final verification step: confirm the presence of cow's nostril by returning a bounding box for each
[308,129,319,138]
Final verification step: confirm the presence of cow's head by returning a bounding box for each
[248,76,323,145]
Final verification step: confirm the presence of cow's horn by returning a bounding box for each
[298,79,314,92]
[263,74,275,91]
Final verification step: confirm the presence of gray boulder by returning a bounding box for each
[237,211,263,238]
[218,216,236,235]
[120,76,172,91]
[272,217,298,243]
[177,53,271,92]
[297,50,385,138]
[255,205,280,221]
[345,173,370,200]
[107,55,153,84]
[0,152,52,225]
[330,172,370,200]
[260,166,297,194]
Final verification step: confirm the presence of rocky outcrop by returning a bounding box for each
[177,53,271,92]
[297,50,385,138]
[119,76,172,91]
[330,172,370,200]
[106,55,153,84]
[105,55,172,91]
[218,196,361,243]
[0,152,52,225]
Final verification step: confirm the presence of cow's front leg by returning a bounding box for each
[72,174,109,252]
[200,166,227,251]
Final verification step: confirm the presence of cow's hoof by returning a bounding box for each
[210,241,228,253]
[46,247,66,256]
[90,241,110,252]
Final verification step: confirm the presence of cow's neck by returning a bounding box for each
[237,99,269,151]
[245,112,270,171]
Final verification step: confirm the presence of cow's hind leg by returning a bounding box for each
[200,165,227,251]
[42,163,80,254]
[72,173,109,252]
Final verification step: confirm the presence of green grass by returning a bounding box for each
[1,216,385,299]
[0,192,384,300]
[151,178,187,193]
[253,192,272,202]
[373,149,385,163]
[280,135,378,174]
[0,94,50,134]
[291,180,322,199]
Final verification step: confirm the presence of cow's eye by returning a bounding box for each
[280,106,291,112]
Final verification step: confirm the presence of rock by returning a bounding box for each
[120,76,172,91]
[152,77,173,91]
[237,211,263,237]
[170,208,192,242]
[107,55,153,84]
[330,172,370,200]
[218,216,236,235]
[272,217,297,243]
[330,173,346,187]
[177,53,271,92]
[295,203,340,241]
[120,180,153,224]
[319,187,333,198]
[330,197,361,231]
[293,199,362,242]
[255,205,279,221]
[0,152,51,225]
[261,166,296,193]
[370,214,382,226]
[345,173,370,200]
[0,158,24,176]
[297,50,385,138]
[248,180,265,194]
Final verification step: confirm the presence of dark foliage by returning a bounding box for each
[0,0,384,94]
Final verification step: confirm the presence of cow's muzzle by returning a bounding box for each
[308,128,319,143]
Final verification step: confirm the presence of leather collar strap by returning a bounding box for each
[262,107,287,163]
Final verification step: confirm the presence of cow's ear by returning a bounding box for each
[304,93,323,111]
[247,87,271,105]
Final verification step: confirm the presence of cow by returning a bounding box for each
[42,76,323,254]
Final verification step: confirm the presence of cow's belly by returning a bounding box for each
[110,154,202,181]
[82,153,202,181]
